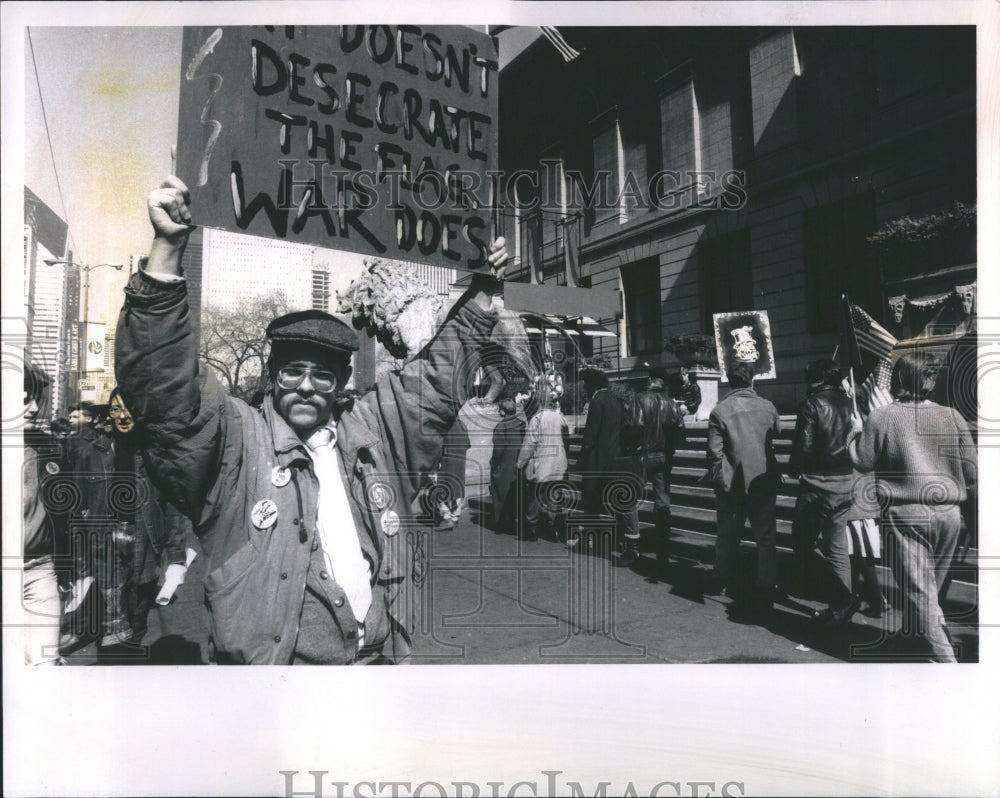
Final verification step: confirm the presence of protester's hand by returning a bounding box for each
[487,237,508,282]
[148,175,194,241]
[468,237,507,311]
[869,385,893,412]
[851,411,864,432]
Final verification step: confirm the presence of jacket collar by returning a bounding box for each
[263,397,311,468]
[725,387,758,399]
[263,393,379,472]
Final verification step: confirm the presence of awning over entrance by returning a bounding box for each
[503,281,621,321]
[520,313,616,338]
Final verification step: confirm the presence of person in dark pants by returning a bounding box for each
[707,361,782,608]
[490,398,526,534]
[116,174,509,664]
[576,368,642,564]
[788,360,863,626]
[636,367,686,575]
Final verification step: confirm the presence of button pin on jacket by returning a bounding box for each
[251,499,278,529]
[369,482,391,510]
[271,466,291,487]
[380,510,400,536]
[45,461,60,475]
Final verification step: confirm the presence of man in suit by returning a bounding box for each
[707,361,782,608]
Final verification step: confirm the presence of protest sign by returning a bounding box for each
[176,25,499,269]
[713,309,777,382]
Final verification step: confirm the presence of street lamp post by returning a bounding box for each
[43,259,124,397]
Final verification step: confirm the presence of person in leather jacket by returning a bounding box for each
[636,367,686,575]
[787,359,862,625]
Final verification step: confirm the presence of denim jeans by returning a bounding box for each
[883,504,961,662]
[23,556,61,665]
[792,489,854,607]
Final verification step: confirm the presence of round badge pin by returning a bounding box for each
[380,510,400,537]
[251,499,279,529]
[45,461,60,475]
[369,482,391,511]
[271,466,290,488]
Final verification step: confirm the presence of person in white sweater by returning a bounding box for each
[848,351,976,662]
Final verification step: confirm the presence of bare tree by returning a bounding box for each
[199,291,290,403]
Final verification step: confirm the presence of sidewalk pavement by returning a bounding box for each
[62,506,978,665]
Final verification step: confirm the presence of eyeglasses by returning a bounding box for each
[276,366,337,394]
[109,406,131,418]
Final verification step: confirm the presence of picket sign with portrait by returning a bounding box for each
[175,25,499,270]
[713,309,777,383]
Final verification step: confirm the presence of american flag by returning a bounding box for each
[858,356,893,397]
[540,27,581,62]
[850,302,897,361]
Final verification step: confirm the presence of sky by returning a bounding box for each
[19,21,541,320]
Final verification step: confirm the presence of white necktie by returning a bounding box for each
[306,426,372,626]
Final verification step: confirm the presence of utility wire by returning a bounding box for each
[27,27,79,259]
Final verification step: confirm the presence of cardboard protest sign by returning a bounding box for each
[713,309,776,382]
[176,25,499,269]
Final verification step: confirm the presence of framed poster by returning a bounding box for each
[713,309,776,382]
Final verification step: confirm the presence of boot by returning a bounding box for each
[617,538,641,567]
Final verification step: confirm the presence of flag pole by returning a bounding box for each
[849,366,858,416]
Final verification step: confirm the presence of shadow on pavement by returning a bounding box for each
[148,635,206,665]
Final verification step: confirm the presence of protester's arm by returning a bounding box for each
[847,411,881,472]
[116,176,229,519]
[847,387,891,472]
[953,410,977,492]
[361,245,506,499]
[160,497,191,567]
[581,393,606,455]
[673,414,686,455]
[787,403,813,479]
[706,411,724,467]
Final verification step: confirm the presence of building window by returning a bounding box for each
[621,257,662,356]
[311,270,330,312]
[795,29,877,155]
[803,192,877,334]
[591,113,622,225]
[699,230,753,334]
[658,65,698,202]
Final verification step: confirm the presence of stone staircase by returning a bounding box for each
[468,415,978,609]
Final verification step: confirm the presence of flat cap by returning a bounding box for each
[266,309,359,354]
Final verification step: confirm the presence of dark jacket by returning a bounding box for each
[578,388,642,514]
[22,429,69,564]
[490,415,526,524]
[63,427,188,583]
[116,270,496,665]
[679,381,701,416]
[788,386,855,479]
[636,389,686,459]
[707,387,782,494]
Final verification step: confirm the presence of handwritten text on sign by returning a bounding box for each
[176,26,499,269]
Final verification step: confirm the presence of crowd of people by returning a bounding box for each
[484,350,975,663]
[19,174,976,666]
[21,370,195,664]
